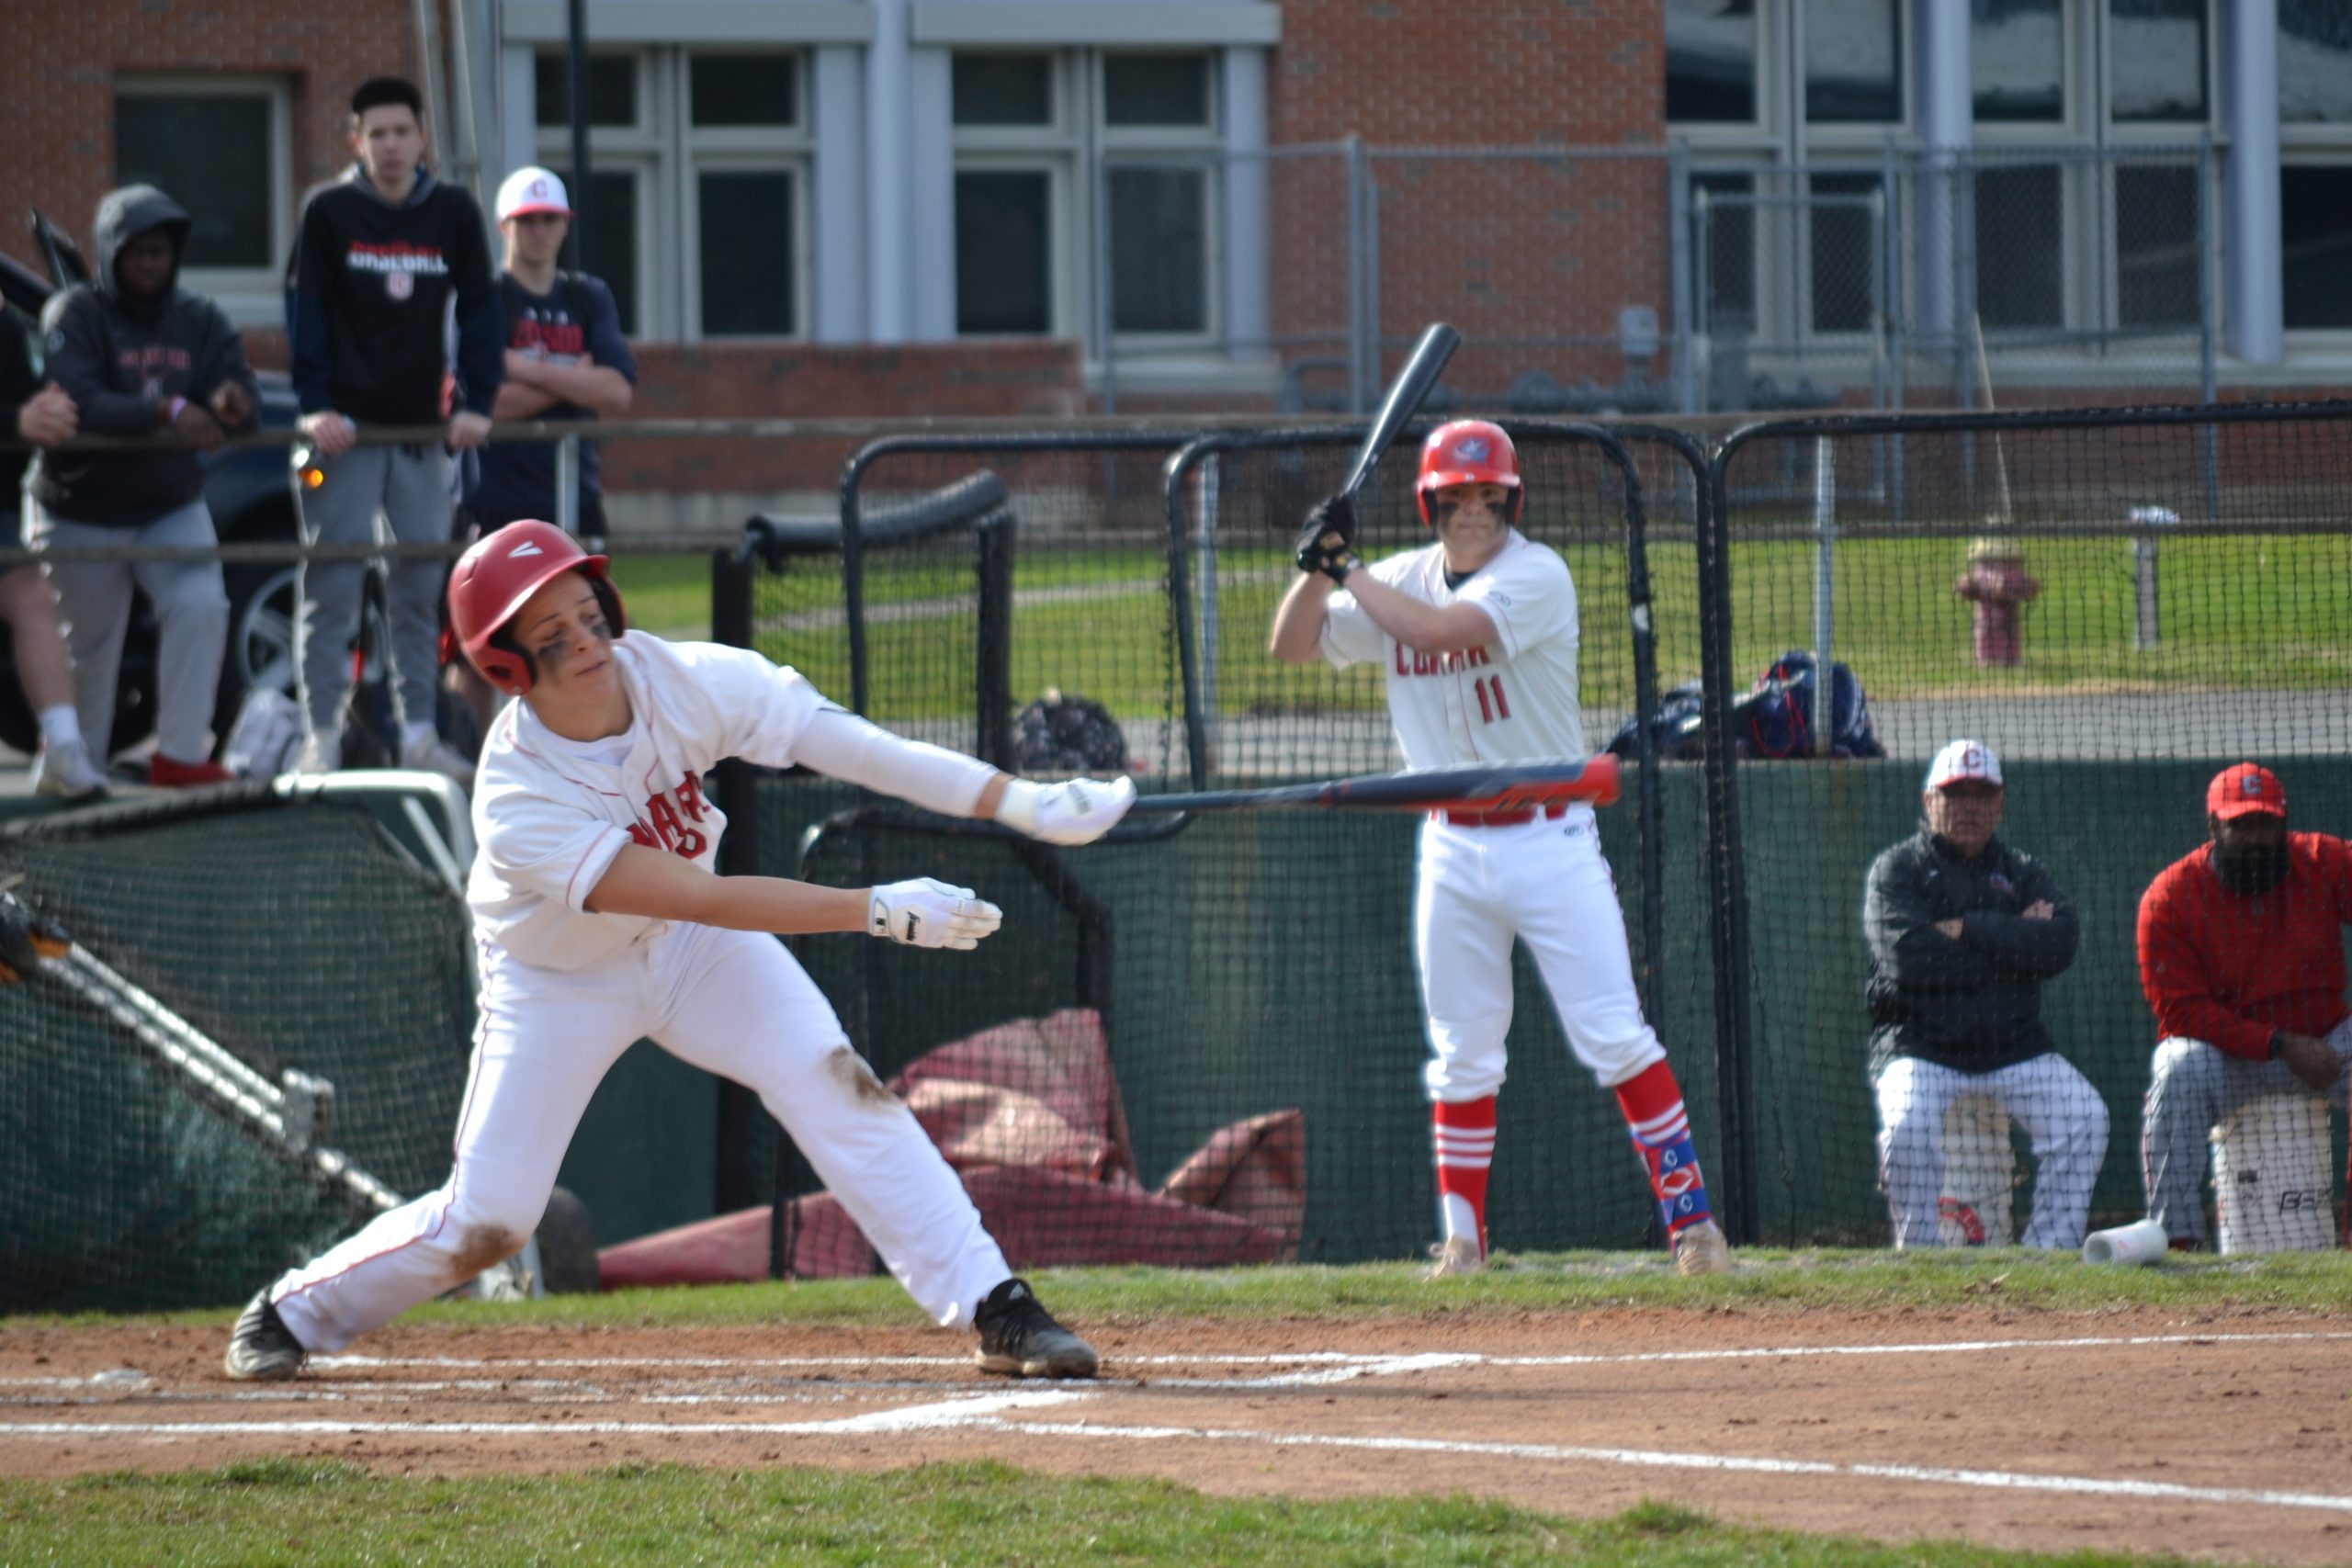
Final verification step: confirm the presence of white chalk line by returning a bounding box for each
[7,1395,2350,1517]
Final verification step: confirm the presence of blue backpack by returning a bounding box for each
[1736,650,1883,760]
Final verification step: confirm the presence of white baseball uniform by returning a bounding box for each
[1318,529,1666,1100]
[266,633,1020,1351]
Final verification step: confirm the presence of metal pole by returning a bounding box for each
[1345,135,1367,414]
[1813,434,1836,757]
[1693,187,1713,411]
[1884,134,1906,526]
[2198,131,2221,523]
[1095,158,1117,413]
[1197,454,1220,764]
[565,0,593,274]
[554,430,582,539]
[1669,142,1696,413]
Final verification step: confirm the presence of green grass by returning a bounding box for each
[0,1459,2168,1566]
[618,530,2352,722]
[23,1247,2352,1337]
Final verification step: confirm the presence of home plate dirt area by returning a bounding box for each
[4,1307,2349,1562]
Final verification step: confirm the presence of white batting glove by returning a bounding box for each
[868,878,1003,951]
[996,775,1136,846]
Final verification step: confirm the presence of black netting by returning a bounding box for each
[727,425,1699,1270]
[1714,405,2352,1250]
[0,789,476,1312]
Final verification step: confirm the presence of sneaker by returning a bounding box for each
[400,731,477,788]
[1673,1219,1731,1277]
[972,1277,1098,1379]
[150,752,238,788]
[29,739,108,801]
[222,1290,306,1382]
[1422,1235,1486,1280]
[294,733,341,774]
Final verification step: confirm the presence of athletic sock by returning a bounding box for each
[1614,1060,1713,1236]
[1431,1096,1496,1255]
[37,705,82,750]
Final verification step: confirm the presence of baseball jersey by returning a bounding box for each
[469,634,825,971]
[1318,530,1584,768]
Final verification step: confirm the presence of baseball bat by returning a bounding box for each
[1335,321,1461,503]
[1125,754,1620,816]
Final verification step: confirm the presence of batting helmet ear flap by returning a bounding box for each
[588,573,626,637]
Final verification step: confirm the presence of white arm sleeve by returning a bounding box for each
[792,705,1000,817]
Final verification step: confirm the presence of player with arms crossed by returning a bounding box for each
[1270,421,1729,1277]
[225,521,1135,1382]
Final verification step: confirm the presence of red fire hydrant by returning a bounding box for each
[1954,538,2039,668]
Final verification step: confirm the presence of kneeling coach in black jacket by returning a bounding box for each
[1861,739,2107,1248]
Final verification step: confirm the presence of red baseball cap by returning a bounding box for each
[2207,761,2286,820]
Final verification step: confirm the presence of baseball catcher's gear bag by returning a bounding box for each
[1605,680,1707,761]
[1013,690,1131,773]
[1737,650,1883,760]
[442,519,628,695]
[1416,419,1523,526]
[1292,493,1360,582]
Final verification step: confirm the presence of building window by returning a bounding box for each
[1808,172,1882,333]
[2281,165,2352,328]
[2279,1,2352,123]
[112,76,290,294]
[2114,164,2199,326]
[1692,172,1758,332]
[1974,164,2065,329]
[1973,0,2065,123]
[1668,0,1759,124]
[2110,0,2206,121]
[1804,0,1902,124]
[534,49,809,342]
[956,170,1056,334]
[952,49,1219,347]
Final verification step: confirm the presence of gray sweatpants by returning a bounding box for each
[2142,1018,2352,1245]
[293,438,449,739]
[28,499,228,764]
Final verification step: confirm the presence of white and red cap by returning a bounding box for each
[495,166,573,222]
[1924,739,2002,791]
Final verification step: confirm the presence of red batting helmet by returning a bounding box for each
[443,520,626,694]
[1415,419,1522,526]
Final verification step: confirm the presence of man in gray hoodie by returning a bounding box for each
[28,184,256,789]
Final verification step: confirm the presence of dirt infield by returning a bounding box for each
[5,1305,2349,1563]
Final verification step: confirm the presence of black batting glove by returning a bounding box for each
[1292,493,1360,583]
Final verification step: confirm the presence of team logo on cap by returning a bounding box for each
[1455,437,1489,462]
[511,540,543,558]
[2244,773,2267,797]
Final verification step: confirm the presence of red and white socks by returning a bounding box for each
[1614,1060,1713,1238]
[1430,1096,1496,1258]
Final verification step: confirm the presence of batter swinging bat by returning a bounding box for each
[1337,321,1461,504]
[1126,754,1620,816]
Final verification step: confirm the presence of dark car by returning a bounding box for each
[2,215,391,765]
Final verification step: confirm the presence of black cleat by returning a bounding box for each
[222,1290,307,1382]
[973,1277,1098,1379]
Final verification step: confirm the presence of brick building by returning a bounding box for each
[8,2,2352,519]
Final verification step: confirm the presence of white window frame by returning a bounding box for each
[951,51,1080,340]
[533,47,812,343]
[111,73,293,326]
[680,49,812,340]
[1097,49,1221,349]
[1666,0,1779,143]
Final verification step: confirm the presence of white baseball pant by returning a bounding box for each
[268,921,1011,1351]
[1414,808,1666,1102]
[1874,1052,2109,1249]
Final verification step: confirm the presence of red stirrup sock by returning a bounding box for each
[1431,1096,1496,1255]
[1614,1061,1713,1236]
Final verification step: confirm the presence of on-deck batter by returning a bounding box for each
[224,521,1134,1381]
[1271,421,1730,1277]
